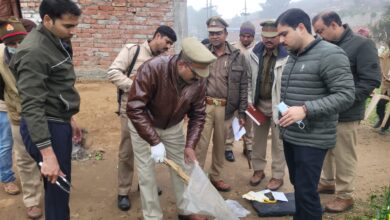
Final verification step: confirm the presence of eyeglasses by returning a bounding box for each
[39,162,73,193]
[186,63,201,81]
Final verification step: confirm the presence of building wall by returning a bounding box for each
[20,0,186,77]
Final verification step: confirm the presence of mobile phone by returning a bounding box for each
[278,101,289,114]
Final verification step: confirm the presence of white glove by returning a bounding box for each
[151,142,166,163]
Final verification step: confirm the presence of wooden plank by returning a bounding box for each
[164,158,190,184]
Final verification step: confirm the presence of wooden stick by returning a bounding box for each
[163,158,190,184]
[365,94,390,120]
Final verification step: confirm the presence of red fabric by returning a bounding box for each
[0,31,27,41]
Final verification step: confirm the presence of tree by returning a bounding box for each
[259,0,290,18]
[187,6,219,40]
[371,5,390,42]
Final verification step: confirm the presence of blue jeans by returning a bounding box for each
[283,141,327,220]
[0,111,15,183]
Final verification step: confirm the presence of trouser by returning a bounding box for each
[11,123,42,208]
[118,112,134,195]
[320,121,358,199]
[225,114,253,151]
[20,118,72,220]
[252,117,285,179]
[129,121,185,220]
[196,105,231,181]
[284,141,327,220]
[376,92,390,130]
[0,111,15,183]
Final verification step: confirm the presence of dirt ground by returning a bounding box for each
[1,81,389,220]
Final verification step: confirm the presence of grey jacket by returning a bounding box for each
[206,42,248,120]
[332,25,381,122]
[280,38,355,149]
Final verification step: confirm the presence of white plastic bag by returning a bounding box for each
[225,200,250,218]
[178,162,238,220]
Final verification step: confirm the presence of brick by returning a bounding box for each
[112,2,126,7]
[130,3,145,7]
[113,7,127,11]
[95,52,109,57]
[145,3,160,8]
[83,9,97,15]
[98,5,114,11]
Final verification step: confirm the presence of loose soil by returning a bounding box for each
[1,81,389,220]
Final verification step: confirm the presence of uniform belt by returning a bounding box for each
[205,96,227,106]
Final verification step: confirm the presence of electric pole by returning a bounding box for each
[241,0,249,19]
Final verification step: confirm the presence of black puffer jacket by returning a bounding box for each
[280,38,355,149]
[332,25,381,122]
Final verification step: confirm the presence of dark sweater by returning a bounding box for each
[333,25,381,122]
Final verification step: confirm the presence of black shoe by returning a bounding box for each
[225,151,235,162]
[117,195,131,211]
[138,184,163,196]
[379,128,388,135]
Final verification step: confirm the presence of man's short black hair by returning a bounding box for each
[201,38,209,45]
[276,8,312,34]
[312,11,343,27]
[153,25,177,42]
[39,0,82,21]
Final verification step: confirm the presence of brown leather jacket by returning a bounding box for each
[0,0,21,18]
[126,55,206,149]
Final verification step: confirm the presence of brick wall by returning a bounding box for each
[20,0,183,78]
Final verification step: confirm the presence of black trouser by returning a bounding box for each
[283,141,327,220]
[376,92,390,130]
[20,118,72,220]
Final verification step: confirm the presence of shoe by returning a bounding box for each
[249,170,265,186]
[210,179,231,192]
[317,183,335,194]
[117,195,131,211]
[178,214,208,220]
[225,151,235,162]
[27,206,42,219]
[3,181,20,195]
[266,178,283,191]
[325,198,354,213]
[379,128,388,135]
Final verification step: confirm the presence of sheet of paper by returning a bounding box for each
[232,117,246,141]
[271,191,288,202]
